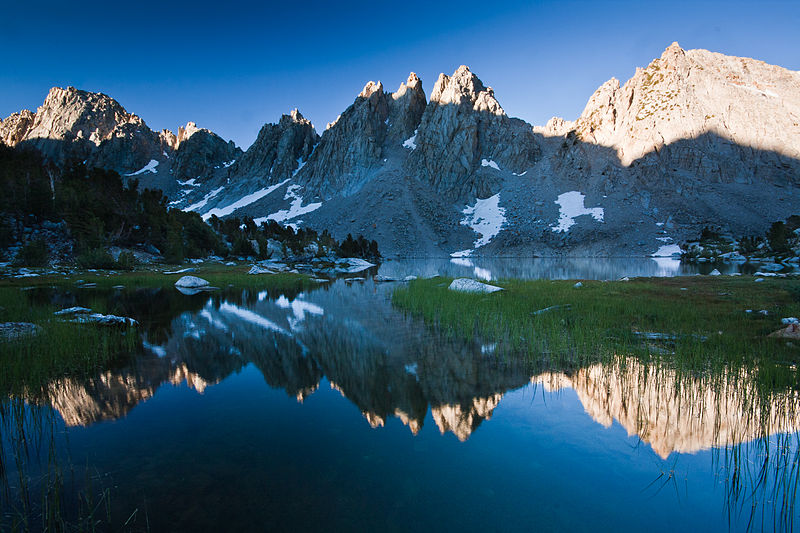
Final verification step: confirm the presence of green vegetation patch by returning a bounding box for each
[0,286,137,398]
[393,276,800,383]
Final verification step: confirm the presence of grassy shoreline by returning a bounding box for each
[392,275,800,383]
[0,267,315,396]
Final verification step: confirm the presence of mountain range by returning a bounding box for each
[2,42,798,258]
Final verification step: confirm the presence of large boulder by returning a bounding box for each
[174,275,210,288]
[448,278,504,293]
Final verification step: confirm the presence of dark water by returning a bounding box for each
[2,260,799,532]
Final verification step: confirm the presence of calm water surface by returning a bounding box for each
[2,258,798,532]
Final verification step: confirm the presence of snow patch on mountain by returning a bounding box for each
[125,159,159,176]
[451,194,506,257]
[201,179,290,221]
[551,192,604,232]
[402,130,418,150]
[652,244,682,257]
[260,184,322,225]
[481,159,500,170]
[293,157,307,177]
[184,187,224,212]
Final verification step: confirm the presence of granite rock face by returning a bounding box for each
[0,87,165,173]
[0,87,239,193]
[231,109,318,184]
[3,43,800,258]
[171,123,242,182]
[295,80,391,196]
[0,109,35,146]
[296,75,427,197]
[406,66,540,200]
[387,72,428,143]
[567,42,800,181]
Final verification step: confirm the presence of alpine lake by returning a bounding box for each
[1,257,799,532]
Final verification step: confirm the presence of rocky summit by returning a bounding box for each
[2,43,798,258]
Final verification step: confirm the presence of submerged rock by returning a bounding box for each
[73,313,138,326]
[54,306,137,326]
[448,278,504,293]
[336,258,376,273]
[54,306,92,315]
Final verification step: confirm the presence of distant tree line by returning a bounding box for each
[207,216,380,262]
[681,217,800,260]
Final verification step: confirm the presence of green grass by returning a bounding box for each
[0,289,137,398]
[393,276,800,386]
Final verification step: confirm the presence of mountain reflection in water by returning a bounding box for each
[35,280,799,456]
[5,270,800,532]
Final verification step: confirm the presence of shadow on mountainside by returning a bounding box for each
[7,108,800,258]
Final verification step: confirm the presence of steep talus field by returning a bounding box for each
[2,43,798,258]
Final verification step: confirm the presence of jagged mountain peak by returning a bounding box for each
[43,85,123,111]
[285,72,428,197]
[407,65,536,199]
[662,41,684,57]
[284,108,309,124]
[178,121,201,140]
[227,108,318,184]
[32,85,146,147]
[359,80,384,99]
[393,73,425,101]
[393,72,423,100]
[431,65,504,116]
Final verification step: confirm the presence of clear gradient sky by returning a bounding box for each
[2,0,799,149]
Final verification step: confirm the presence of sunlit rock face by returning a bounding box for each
[535,358,800,458]
[0,87,165,174]
[0,87,241,195]
[0,109,35,146]
[567,42,800,175]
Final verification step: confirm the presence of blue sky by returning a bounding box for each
[2,0,798,149]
